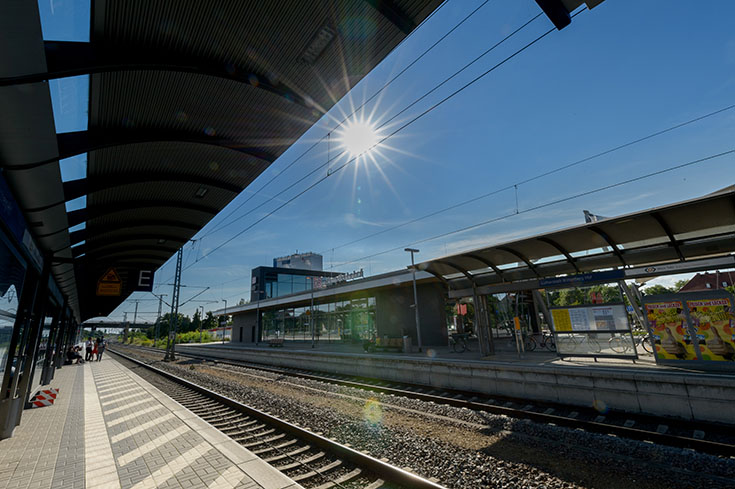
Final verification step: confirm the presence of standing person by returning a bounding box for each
[96,338,106,361]
[85,337,93,362]
[92,339,99,362]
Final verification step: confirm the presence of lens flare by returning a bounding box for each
[592,399,609,414]
[363,398,383,425]
[339,120,379,158]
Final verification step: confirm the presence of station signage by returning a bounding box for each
[135,269,155,292]
[539,269,624,288]
[96,268,122,296]
[313,269,364,289]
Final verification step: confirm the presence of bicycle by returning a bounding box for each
[449,333,470,353]
[556,333,601,353]
[608,332,653,354]
[522,332,537,352]
[540,331,556,352]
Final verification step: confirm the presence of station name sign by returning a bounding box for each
[313,269,364,289]
[539,269,624,288]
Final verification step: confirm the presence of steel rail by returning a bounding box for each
[109,348,446,489]
[121,344,735,458]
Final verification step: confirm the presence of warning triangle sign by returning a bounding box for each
[100,268,121,283]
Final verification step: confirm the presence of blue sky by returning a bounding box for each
[39,0,735,322]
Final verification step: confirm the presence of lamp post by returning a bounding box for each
[405,248,422,352]
[221,299,228,344]
[199,305,204,343]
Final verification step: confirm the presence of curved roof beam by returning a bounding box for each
[67,200,218,227]
[0,41,316,111]
[587,226,627,267]
[77,245,180,261]
[494,246,540,277]
[9,129,277,171]
[417,268,449,286]
[465,253,505,281]
[80,253,171,264]
[433,259,475,283]
[536,237,580,273]
[650,212,685,261]
[64,173,242,201]
[71,234,188,257]
[70,219,200,245]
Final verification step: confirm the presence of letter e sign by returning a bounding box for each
[136,269,154,292]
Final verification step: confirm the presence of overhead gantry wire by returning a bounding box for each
[222,147,735,300]
[201,0,497,237]
[154,6,545,288]
[186,13,566,271]
[329,147,735,269]
[318,101,735,257]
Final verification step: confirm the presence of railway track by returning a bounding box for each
[118,344,735,458]
[109,349,445,489]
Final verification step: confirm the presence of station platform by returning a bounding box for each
[178,340,735,425]
[0,359,301,489]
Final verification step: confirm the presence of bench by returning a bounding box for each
[268,338,284,347]
[363,336,404,353]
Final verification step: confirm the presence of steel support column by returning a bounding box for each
[18,256,52,412]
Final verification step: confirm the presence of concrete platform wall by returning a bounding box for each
[180,344,735,425]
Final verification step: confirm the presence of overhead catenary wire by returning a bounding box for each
[185,13,565,271]
[202,0,497,237]
[329,147,735,269]
[153,7,545,291]
[220,147,735,300]
[318,101,735,258]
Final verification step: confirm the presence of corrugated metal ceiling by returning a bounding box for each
[72,0,442,319]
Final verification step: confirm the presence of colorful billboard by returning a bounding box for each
[686,297,735,362]
[645,301,697,361]
[643,290,735,367]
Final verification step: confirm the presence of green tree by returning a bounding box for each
[156,312,193,336]
[673,279,689,292]
[203,311,217,330]
[642,284,674,296]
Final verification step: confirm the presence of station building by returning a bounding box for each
[223,188,735,355]
[231,267,447,346]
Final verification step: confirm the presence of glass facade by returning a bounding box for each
[261,297,376,343]
[262,273,315,299]
[0,237,28,400]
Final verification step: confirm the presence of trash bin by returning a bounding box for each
[402,335,412,353]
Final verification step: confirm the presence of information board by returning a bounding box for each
[550,304,629,332]
[550,303,635,359]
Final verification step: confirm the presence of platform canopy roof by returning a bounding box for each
[0,0,442,321]
[414,187,735,292]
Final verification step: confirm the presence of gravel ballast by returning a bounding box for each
[114,347,735,489]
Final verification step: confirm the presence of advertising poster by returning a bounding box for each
[687,297,735,362]
[645,301,697,361]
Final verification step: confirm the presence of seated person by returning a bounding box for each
[66,346,84,364]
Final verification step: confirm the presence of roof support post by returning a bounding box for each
[472,284,494,356]
[619,280,645,326]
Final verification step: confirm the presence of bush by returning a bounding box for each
[176,331,216,344]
